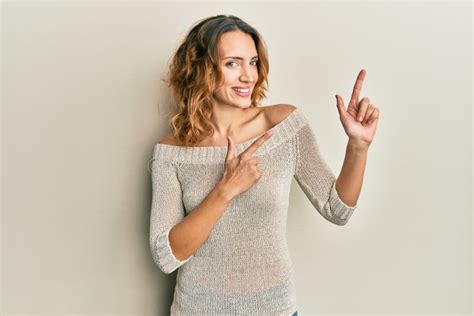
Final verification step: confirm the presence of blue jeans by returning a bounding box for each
[292,311,298,316]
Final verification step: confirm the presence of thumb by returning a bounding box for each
[225,135,235,162]
[335,94,346,118]
[335,94,342,117]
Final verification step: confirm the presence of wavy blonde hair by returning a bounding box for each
[162,14,270,147]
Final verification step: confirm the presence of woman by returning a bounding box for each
[148,14,379,315]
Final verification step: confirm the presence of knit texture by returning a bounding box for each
[148,107,357,315]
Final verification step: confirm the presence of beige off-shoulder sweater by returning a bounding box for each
[148,107,357,315]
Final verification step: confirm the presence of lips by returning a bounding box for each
[232,87,251,92]
[232,87,251,97]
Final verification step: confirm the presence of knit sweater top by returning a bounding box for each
[148,107,358,315]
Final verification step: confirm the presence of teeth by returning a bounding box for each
[233,88,249,92]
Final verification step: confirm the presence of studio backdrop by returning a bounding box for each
[2,1,471,315]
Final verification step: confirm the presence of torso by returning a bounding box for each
[159,104,296,146]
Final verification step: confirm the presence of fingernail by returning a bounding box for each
[268,130,273,136]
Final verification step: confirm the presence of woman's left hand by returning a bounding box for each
[335,69,380,148]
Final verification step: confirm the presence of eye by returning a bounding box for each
[226,60,259,67]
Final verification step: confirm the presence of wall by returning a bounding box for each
[2,1,471,315]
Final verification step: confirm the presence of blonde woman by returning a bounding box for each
[148,14,379,315]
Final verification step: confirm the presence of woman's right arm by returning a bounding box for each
[168,181,232,261]
[149,157,232,275]
[150,131,272,274]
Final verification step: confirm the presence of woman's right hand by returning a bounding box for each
[217,130,273,200]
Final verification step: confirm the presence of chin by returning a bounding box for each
[234,102,252,109]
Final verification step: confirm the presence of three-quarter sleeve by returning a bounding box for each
[293,123,357,226]
[149,157,193,274]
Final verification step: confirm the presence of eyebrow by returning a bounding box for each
[224,56,259,60]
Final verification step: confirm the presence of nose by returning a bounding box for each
[240,64,256,83]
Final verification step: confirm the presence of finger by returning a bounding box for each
[357,97,370,122]
[240,130,273,159]
[362,104,376,125]
[368,117,379,126]
[338,94,360,117]
[225,135,236,162]
[335,94,346,117]
[367,108,380,125]
[350,69,366,110]
[250,156,259,164]
[245,156,258,166]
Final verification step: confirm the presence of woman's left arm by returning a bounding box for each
[335,140,369,208]
[334,69,381,207]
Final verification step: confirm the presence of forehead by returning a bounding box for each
[218,31,257,58]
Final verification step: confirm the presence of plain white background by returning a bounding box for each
[2,1,472,315]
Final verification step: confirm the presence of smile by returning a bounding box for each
[232,88,250,97]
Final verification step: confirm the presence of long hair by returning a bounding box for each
[163,14,270,147]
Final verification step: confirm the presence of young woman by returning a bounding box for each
[148,14,379,315]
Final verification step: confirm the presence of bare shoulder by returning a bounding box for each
[264,104,298,126]
[158,133,179,145]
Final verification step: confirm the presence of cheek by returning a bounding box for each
[222,66,245,79]
[223,73,239,84]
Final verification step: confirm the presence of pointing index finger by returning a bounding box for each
[350,69,366,107]
[240,130,273,158]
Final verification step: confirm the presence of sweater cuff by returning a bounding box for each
[329,181,357,225]
[154,226,194,274]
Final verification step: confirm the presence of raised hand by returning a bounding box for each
[335,69,380,147]
[218,130,273,200]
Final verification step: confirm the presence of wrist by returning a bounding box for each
[214,181,234,203]
[348,138,370,152]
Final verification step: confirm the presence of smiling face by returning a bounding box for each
[212,30,259,110]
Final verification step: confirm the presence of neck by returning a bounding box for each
[210,105,254,137]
